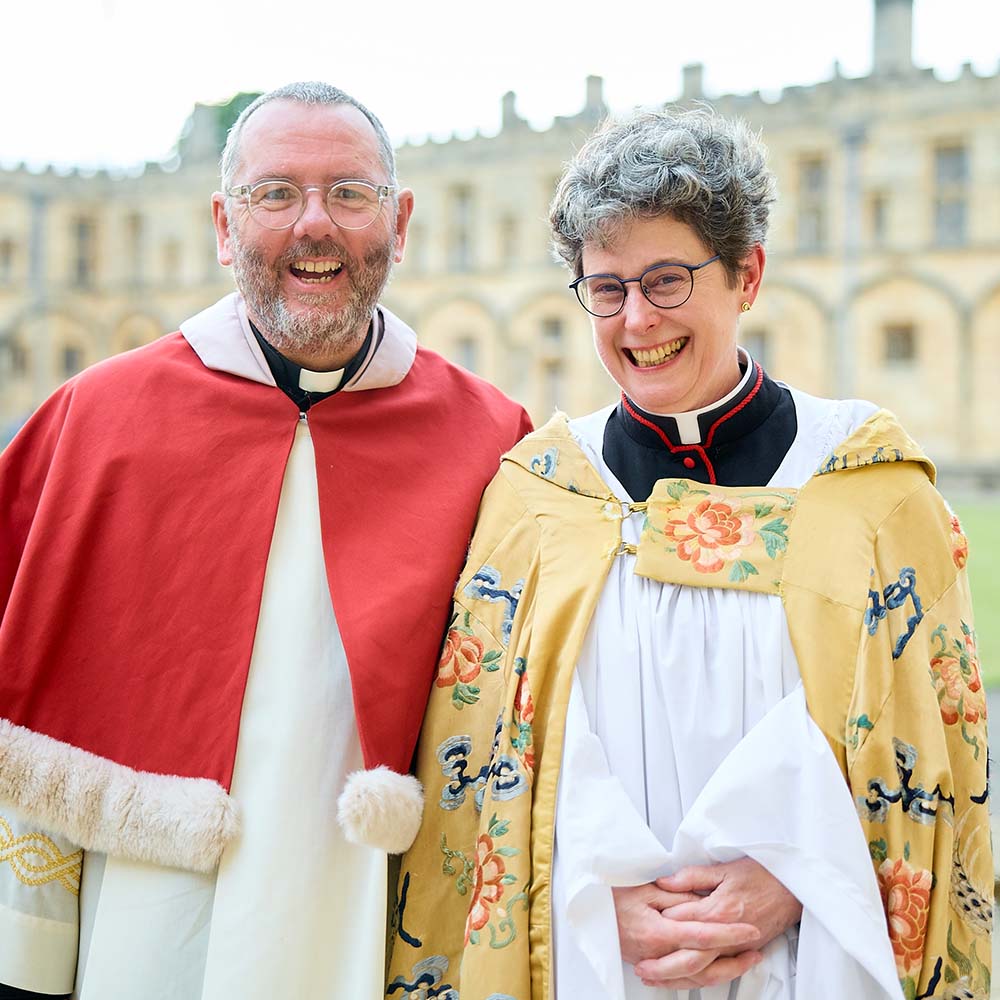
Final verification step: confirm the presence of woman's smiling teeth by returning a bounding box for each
[627,337,688,368]
[290,260,343,283]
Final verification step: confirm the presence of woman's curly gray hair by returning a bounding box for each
[550,107,775,284]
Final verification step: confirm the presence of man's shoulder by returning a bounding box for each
[346,344,532,460]
[40,333,196,412]
[2,334,198,471]
[17,332,253,446]
[410,345,523,414]
[73,332,194,387]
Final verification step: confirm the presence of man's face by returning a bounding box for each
[212,100,413,369]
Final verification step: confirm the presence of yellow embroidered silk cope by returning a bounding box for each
[387,411,991,1000]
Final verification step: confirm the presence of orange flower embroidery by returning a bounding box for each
[949,514,969,570]
[436,630,485,687]
[929,628,985,726]
[513,668,535,773]
[465,834,507,943]
[878,857,932,977]
[663,497,756,574]
[514,672,534,726]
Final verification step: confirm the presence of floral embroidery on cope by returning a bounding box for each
[463,566,524,645]
[878,856,932,990]
[439,814,528,950]
[436,611,503,710]
[641,482,794,588]
[464,815,528,949]
[510,658,535,775]
[929,623,986,758]
[664,495,758,575]
[948,514,970,570]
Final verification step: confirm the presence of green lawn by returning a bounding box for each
[956,503,1000,687]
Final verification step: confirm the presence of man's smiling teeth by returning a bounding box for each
[291,260,343,283]
[630,338,688,368]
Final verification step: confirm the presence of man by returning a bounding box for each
[0,82,531,999]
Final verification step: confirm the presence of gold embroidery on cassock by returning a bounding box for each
[0,815,82,895]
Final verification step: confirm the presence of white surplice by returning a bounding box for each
[72,420,386,999]
[551,390,904,1000]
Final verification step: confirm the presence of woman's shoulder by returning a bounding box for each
[498,407,617,501]
[788,385,944,550]
[566,403,617,448]
[783,383,880,454]
[781,383,935,482]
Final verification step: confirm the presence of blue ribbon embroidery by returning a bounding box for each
[437,713,527,813]
[529,446,559,479]
[857,737,954,826]
[393,871,422,949]
[463,566,524,645]
[864,566,924,659]
[386,954,458,998]
[818,445,906,475]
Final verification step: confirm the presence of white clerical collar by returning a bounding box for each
[642,348,755,445]
[179,292,418,392]
[298,367,344,392]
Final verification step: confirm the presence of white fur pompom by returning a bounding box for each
[336,766,424,854]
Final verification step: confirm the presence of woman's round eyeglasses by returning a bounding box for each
[569,255,721,317]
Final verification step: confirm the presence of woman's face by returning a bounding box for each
[582,215,763,414]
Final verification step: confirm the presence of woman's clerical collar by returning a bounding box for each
[249,320,374,410]
[606,348,797,493]
[621,348,763,447]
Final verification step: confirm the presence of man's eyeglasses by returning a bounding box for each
[226,179,396,231]
[569,255,721,318]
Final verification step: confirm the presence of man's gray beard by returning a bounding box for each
[230,227,394,365]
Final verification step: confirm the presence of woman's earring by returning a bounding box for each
[741,302,751,313]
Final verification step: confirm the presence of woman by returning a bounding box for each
[385,109,990,1000]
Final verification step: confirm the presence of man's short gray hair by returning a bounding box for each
[550,107,775,283]
[220,81,397,189]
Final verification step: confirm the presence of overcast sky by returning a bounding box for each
[3,0,998,171]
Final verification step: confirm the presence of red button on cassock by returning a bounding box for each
[683,456,696,469]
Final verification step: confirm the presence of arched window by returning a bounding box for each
[934,145,968,246]
[884,323,917,365]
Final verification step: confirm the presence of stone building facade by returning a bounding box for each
[1,0,998,477]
